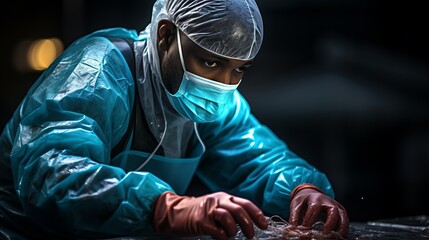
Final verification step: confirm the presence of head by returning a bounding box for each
[156,20,256,93]
[149,0,264,94]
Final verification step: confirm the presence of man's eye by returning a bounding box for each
[234,67,246,73]
[204,61,217,68]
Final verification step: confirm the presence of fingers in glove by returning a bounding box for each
[302,203,322,228]
[288,198,306,226]
[337,206,349,237]
[231,196,268,230]
[201,222,228,240]
[322,206,339,234]
[212,208,238,238]
[219,200,255,239]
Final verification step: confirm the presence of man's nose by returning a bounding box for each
[215,71,233,85]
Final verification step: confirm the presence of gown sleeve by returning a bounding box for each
[9,31,172,238]
[196,91,335,218]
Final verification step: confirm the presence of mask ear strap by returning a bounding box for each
[176,29,187,72]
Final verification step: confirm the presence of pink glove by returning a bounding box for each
[153,191,268,240]
[289,184,349,238]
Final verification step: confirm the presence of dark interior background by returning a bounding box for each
[1,0,428,222]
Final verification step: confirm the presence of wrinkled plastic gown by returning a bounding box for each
[0,27,333,239]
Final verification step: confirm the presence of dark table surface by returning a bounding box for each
[345,215,429,240]
[248,215,429,240]
[107,215,429,240]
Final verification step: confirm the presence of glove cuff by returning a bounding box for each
[290,183,323,200]
[152,191,181,233]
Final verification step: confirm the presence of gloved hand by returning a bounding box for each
[152,191,268,240]
[289,184,349,238]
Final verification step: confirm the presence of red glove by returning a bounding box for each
[153,191,268,240]
[289,184,349,238]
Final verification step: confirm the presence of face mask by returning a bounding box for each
[164,30,240,123]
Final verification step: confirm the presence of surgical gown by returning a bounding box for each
[0,27,334,239]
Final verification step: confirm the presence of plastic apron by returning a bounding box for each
[111,123,205,195]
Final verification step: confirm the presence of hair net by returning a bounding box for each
[149,0,264,61]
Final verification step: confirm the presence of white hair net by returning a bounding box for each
[149,0,264,61]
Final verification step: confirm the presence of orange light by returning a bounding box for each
[27,38,63,71]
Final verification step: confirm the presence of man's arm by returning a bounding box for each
[196,91,335,217]
[9,36,172,238]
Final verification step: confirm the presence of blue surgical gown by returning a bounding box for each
[0,27,334,239]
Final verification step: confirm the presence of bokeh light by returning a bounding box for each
[14,38,63,72]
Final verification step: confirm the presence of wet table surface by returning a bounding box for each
[110,215,429,240]
[345,215,429,239]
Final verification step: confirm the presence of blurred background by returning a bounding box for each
[1,0,428,222]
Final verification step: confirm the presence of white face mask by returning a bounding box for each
[164,30,241,123]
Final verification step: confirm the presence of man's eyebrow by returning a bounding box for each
[199,50,254,66]
[201,53,229,63]
[242,61,253,67]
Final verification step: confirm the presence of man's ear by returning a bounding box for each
[157,20,176,51]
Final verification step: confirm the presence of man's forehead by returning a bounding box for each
[182,32,253,64]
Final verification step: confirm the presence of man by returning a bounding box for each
[0,0,349,239]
